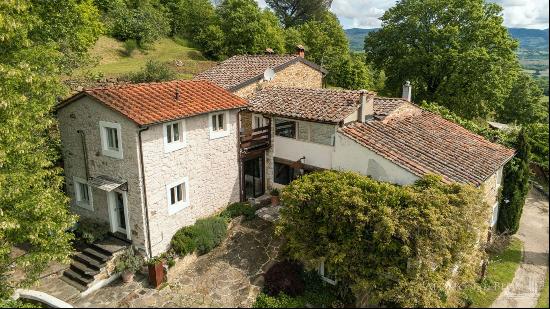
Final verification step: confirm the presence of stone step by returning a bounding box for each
[60,275,88,292]
[63,269,93,287]
[73,253,104,271]
[82,247,110,263]
[92,236,129,255]
[70,261,100,279]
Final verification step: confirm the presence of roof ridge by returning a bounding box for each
[262,86,373,94]
[85,79,206,91]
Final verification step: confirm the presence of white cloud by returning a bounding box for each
[255,0,549,29]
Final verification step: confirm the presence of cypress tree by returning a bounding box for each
[497,129,531,234]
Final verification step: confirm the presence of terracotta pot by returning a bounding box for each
[121,270,134,283]
[148,262,165,288]
[271,195,280,206]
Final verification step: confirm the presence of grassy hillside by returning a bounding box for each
[76,36,215,80]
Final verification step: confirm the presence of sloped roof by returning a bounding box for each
[193,55,327,90]
[57,80,247,126]
[247,87,378,123]
[340,110,515,186]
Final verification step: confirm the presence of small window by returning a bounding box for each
[99,121,123,159]
[164,120,186,153]
[209,111,230,139]
[275,118,296,138]
[74,177,93,210]
[166,178,189,215]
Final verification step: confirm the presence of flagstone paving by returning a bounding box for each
[72,217,283,308]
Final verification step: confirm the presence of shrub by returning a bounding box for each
[74,218,110,244]
[192,217,228,255]
[220,202,256,220]
[124,60,176,83]
[253,292,305,308]
[171,226,197,256]
[264,260,305,297]
[171,216,228,256]
[122,39,137,57]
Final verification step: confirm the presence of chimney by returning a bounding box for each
[358,90,374,123]
[296,45,305,58]
[264,48,274,55]
[402,81,412,101]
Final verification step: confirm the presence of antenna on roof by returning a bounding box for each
[263,68,275,82]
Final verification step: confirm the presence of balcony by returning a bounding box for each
[240,125,271,156]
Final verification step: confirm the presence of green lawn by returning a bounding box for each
[465,238,523,308]
[75,36,215,79]
[536,272,549,308]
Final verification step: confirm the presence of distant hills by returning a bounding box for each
[345,27,549,52]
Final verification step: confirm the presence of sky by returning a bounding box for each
[255,0,549,29]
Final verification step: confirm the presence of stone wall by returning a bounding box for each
[233,62,323,99]
[140,110,241,256]
[56,96,148,251]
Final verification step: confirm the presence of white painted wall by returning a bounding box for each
[274,136,334,169]
[141,110,241,256]
[332,133,420,185]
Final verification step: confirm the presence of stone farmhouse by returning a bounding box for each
[56,47,515,270]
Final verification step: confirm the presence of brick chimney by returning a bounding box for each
[402,81,412,101]
[296,45,305,58]
[358,90,374,123]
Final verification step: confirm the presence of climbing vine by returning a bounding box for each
[277,171,490,307]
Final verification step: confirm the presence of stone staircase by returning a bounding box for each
[61,235,130,292]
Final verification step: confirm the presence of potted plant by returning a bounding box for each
[270,188,280,206]
[115,247,142,283]
[147,256,165,288]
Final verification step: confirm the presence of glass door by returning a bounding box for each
[244,156,264,199]
[115,192,126,232]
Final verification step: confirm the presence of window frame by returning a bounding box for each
[73,176,93,211]
[490,202,499,227]
[318,261,337,285]
[209,111,230,139]
[166,177,190,215]
[99,121,123,159]
[274,117,298,139]
[163,120,187,153]
[252,114,265,130]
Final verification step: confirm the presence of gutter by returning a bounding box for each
[237,110,244,201]
[138,126,153,258]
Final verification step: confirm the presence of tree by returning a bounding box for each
[277,171,489,307]
[213,0,286,56]
[106,0,170,47]
[124,60,177,83]
[497,130,531,234]
[498,73,547,125]
[196,24,227,59]
[331,53,373,90]
[365,0,521,119]
[0,0,99,300]
[265,0,332,27]
[162,0,215,38]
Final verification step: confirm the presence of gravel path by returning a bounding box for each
[491,189,549,308]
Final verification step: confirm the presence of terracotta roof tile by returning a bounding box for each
[247,87,397,123]
[59,80,247,126]
[193,55,326,90]
[340,110,515,186]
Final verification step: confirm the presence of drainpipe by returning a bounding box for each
[138,126,153,258]
[76,130,90,180]
[237,110,243,202]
